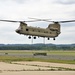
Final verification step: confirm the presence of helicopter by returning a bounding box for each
[0,18,75,42]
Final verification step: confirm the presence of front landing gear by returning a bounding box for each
[28,36,31,39]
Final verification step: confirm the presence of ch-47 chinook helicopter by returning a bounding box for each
[0,18,75,42]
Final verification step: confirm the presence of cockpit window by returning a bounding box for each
[18,26,21,30]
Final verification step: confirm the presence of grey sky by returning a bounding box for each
[55,0,75,4]
[0,0,75,44]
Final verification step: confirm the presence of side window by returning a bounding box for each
[26,29,29,31]
[44,31,48,33]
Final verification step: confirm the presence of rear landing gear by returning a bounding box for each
[53,38,55,40]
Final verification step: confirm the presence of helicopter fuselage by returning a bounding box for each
[16,22,61,40]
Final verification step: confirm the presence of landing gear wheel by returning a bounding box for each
[48,37,50,40]
[53,38,55,40]
[34,37,36,39]
[28,36,31,39]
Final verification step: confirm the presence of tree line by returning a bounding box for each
[0,44,75,50]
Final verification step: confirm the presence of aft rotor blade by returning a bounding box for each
[45,20,75,23]
[58,20,75,23]
[29,17,51,21]
[24,20,41,22]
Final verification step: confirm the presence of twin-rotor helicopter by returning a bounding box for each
[0,18,75,43]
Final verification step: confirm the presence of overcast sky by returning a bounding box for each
[0,0,75,44]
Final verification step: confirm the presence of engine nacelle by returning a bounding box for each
[47,23,60,34]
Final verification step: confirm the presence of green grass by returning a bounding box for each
[0,50,75,55]
[48,51,75,56]
[0,50,75,64]
[0,56,75,64]
[0,50,33,54]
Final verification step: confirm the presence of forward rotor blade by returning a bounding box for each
[0,20,20,22]
[0,19,40,23]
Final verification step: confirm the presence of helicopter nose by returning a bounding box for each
[15,29,21,34]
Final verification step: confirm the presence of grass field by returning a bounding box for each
[0,50,75,64]
[0,50,75,55]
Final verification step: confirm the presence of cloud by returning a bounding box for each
[13,0,27,4]
[0,0,75,44]
[55,0,75,5]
